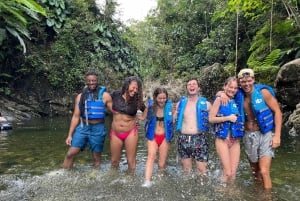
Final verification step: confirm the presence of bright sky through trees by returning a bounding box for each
[116,0,156,23]
[96,0,156,24]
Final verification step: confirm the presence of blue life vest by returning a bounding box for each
[176,96,209,132]
[235,84,275,134]
[214,99,244,139]
[145,99,173,142]
[81,86,106,120]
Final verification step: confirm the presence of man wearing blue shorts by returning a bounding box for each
[63,71,112,169]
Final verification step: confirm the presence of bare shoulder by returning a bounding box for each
[261,89,276,103]
[206,100,212,111]
[103,92,113,112]
[211,97,221,109]
[261,89,281,111]
[261,88,273,96]
[103,91,112,100]
[75,93,82,103]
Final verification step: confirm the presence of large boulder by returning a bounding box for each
[143,78,183,103]
[275,58,300,110]
[198,63,230,101]
[275,58,300,136]
[285,103,300,136]
[142,63,230,103]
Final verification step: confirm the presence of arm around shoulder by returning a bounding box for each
[215,91,230,105]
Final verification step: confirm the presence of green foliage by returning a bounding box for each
[130,0,219,81]
[0,73,13,95]
[194,24,236,67]
[92,23,139,74]
[1,0,300,103]
[248,19,300,66]
[226,0,270,20]
[263,49,281,66]
[252,65,280,86]
[0,0,46,94]
[133,0,300,87]
[248,49,281,85]
[126,19,169,79]
[0,0,141,98]
[21,0,139,93]
[40,0,69,32]
[0,0,46,53]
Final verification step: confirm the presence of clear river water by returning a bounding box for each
[0,117,299,201]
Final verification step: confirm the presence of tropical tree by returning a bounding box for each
[129,0,219,81]
[21,0,139,93]
[0,0,46,53]
[40,0,69,33]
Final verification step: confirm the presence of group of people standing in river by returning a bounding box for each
[62,68,282,190]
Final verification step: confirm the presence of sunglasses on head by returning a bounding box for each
[241,72,251,77]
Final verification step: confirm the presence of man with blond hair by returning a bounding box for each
[220,68,282,189]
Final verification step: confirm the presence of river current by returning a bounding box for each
[0,117,299,201]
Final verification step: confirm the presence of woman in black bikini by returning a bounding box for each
[109,76,146,173]
[141,87,174,187]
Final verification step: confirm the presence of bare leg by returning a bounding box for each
[215,138,231,182]
[249,162,262,181]
[259,156,272,189]
[158,140,170,172]
[92,152,101,168]
[124,129,139,173]
[181,158,193,173]
[63,147,81,169]
[110,133,123,170]
[144,140,158,181]
[228,140,240,181]
[195,161,207,175]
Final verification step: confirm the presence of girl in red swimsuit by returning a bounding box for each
[141,87,174,187]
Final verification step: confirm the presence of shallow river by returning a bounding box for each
[0,117,299,201]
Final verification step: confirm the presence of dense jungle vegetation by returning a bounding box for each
[0,0,299,95]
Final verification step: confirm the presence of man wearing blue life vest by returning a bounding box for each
[62,71,112,169]
[220,68,282,189]
[175,78,212,174]
[237,68,282,189]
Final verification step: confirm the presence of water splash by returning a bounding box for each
[0,163,293,201]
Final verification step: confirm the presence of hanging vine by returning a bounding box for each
[235,8,239,74]
[281,0,300,29]
[270,0,273,53]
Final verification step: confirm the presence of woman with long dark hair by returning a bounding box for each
[142,87,174,187]
[109,76,146,173]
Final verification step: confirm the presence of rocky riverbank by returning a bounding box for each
[1,59,299,136]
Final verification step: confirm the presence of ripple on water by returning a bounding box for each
[0,167,198,200]
[0,164,298,201]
